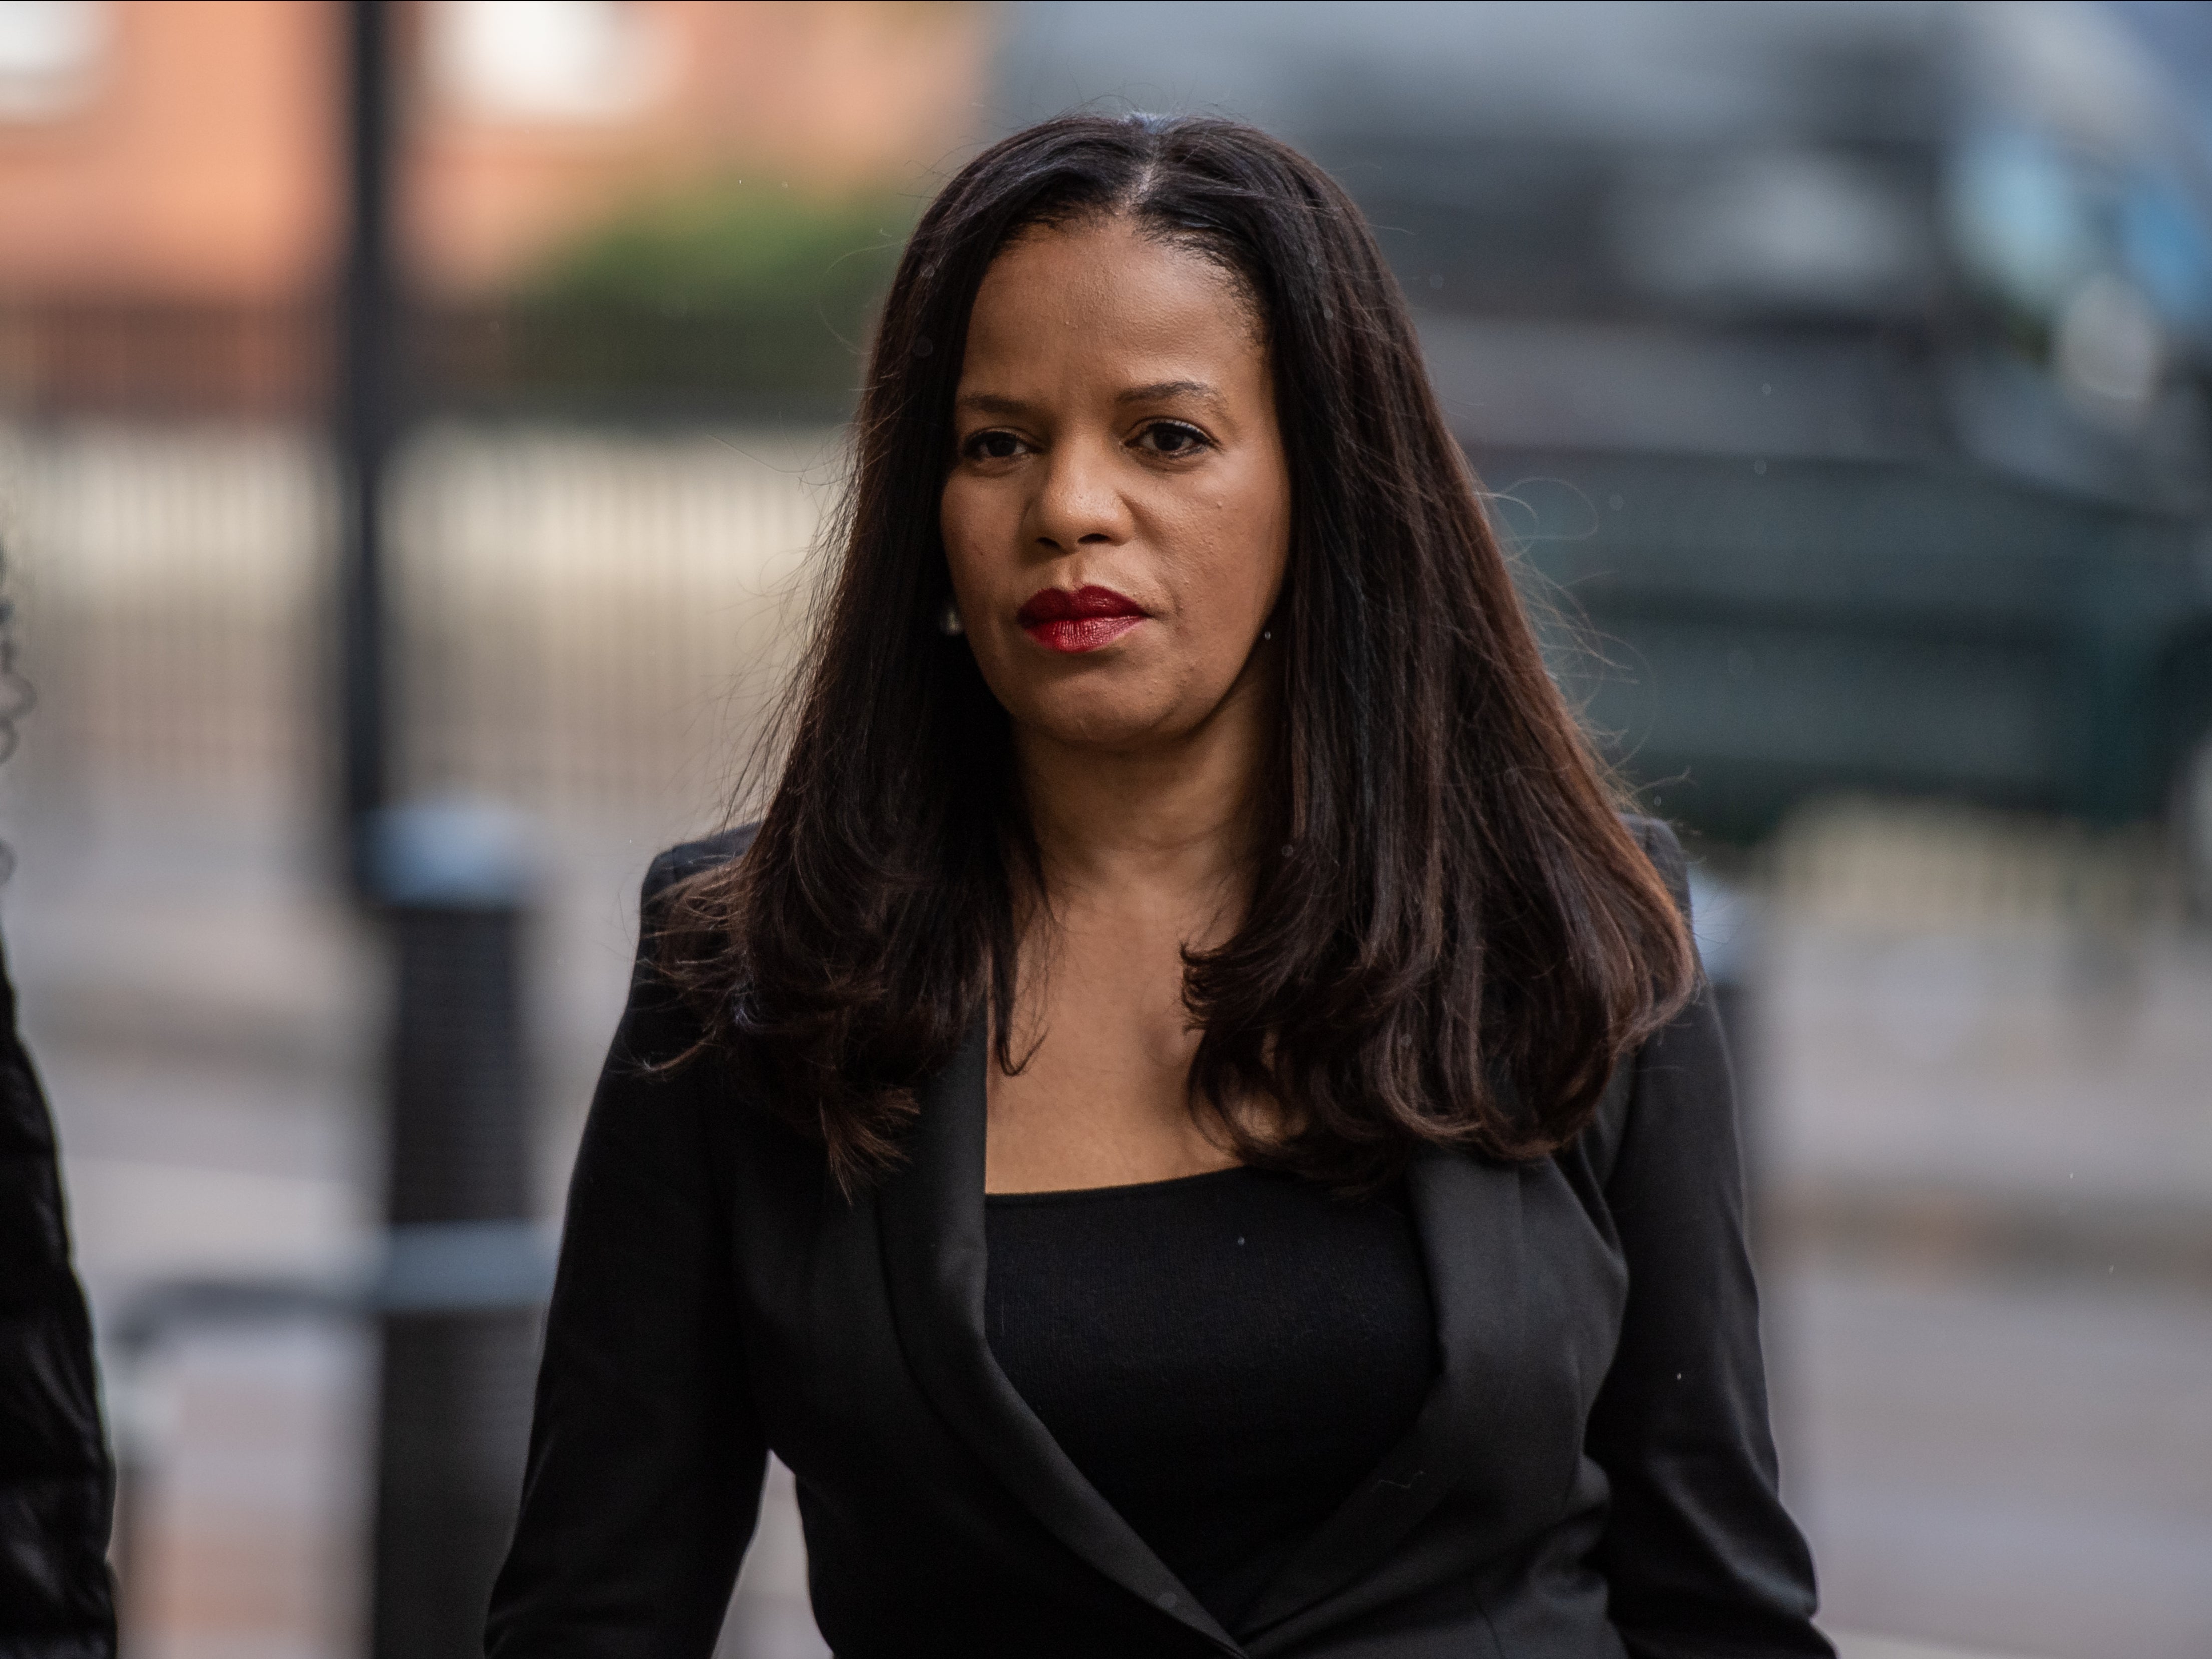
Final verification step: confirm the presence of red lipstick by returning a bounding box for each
[1016,585,1148,653]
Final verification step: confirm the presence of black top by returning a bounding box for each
[984,1166,1437,1630]
[487,818,1833,1658]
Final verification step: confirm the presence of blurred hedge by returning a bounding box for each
[500,184,917,408]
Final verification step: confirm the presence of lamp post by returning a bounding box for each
[339,8,543,1655]
[338,0,393,878]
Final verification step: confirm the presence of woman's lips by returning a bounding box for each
[1015,585,1148,654]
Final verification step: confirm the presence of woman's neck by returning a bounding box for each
[1015,667,1273,917]
[988,659,1282,1193]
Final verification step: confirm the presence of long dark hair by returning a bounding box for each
[662,113,1695,1191]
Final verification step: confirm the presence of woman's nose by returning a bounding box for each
[1029,437,1132,550]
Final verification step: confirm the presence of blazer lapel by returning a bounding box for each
[875,1019,1242,1655]
[1236,1146,1530,1643]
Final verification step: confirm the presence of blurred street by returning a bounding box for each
[1754,817,2212,1657]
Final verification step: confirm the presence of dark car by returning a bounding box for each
[995,0,2212,853]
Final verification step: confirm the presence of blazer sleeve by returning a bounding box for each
[1584,821,1832,1659]
[485,846,765,1658]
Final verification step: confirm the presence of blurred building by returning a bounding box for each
[0,0,986,413]
[999,0,2212,846]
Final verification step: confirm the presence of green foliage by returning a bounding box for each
[511,182,917,405]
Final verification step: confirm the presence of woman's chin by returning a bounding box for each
[1012,697,1200,758]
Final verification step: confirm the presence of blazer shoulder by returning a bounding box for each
[1620,813,1690,924]
[642,823,761,908]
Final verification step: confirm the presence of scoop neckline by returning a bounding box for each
[983,1163,1260,1206]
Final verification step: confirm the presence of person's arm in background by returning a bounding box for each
[0,925,119,1655]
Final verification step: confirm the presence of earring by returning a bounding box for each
[938,599,964,637]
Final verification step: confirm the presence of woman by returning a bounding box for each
[487,114,1829,1658]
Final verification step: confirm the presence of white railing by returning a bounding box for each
[0,418,840,828]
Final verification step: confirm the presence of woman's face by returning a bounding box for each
[940,216,1291,755]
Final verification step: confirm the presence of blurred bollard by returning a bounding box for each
[368,802,539,1659]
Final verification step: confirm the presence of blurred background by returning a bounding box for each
[1,2,2208,1656]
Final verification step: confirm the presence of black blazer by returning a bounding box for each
[486,822,1830,1658]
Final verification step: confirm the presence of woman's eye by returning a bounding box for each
[964,430,1024,461]
[1135,421,1209,457]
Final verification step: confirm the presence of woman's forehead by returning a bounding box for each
[963,221,1265,378]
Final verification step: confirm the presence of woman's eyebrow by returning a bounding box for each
[955,391,1031,416]
[1117,379,1224,410]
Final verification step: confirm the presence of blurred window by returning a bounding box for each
[1946,124,2099,317]
[2120,171,2212,343]
[428,0,670,125]
[1946,117,2212,432]
[0,0,105,122]
[1611,149,1924,316]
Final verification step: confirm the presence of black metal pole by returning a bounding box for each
[339,0,393,887]
[339,9,542,1656]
